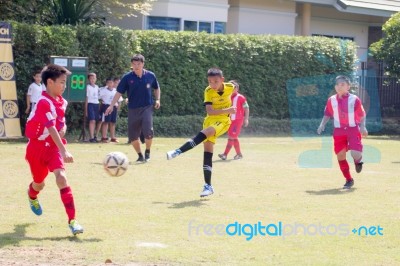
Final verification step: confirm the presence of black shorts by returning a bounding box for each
[128,105,153,142]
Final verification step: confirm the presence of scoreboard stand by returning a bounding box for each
[50,56,88,141]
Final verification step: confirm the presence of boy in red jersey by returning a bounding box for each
[317,75,368,189]
[218,80,249,160]
[25,64,83,235]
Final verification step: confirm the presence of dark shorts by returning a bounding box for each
[101,104,118,123]
[128,105,154,142]
[87,103,100,121]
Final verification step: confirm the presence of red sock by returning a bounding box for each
[60,186,76,223]
[28,183,39,199]
[233,139,242,155]
[224,139,234,155]
[338,160,352,181]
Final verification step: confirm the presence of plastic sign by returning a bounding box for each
[50,56,88,102]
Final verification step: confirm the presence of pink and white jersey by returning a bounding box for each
[230,93,247,121]
[25,92,68,142]
[324,93,365,128]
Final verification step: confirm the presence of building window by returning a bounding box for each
[312,34,354,41]
[184,20,197,31]
[214,22,226,34]
[147,16,180,31]
[199,22,212,33]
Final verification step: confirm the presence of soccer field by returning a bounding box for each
[0,136,399,265]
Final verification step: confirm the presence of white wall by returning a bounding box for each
[227,7,297,35]
[150,0,229,22]
[310,17,369,65]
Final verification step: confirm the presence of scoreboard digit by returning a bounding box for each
[50,56,88,102]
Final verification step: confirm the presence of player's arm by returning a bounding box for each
[356,99,368,137]
[84,96,89,117]
[205,103,236,115]
[25,94,31,114]
[48,126,73,163]
[243,101,250,127]
[317,116,330,134]
[154,88,161,109]
[105,92,122,116]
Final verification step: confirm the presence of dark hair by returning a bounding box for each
[229,80,239,89]
[105,77,113,83]
[131,54,145,63]
[88,72,96,78]
[41,64,70,87]
[335,75,351,85]
[113,77,120,82]
[207,67,223,77]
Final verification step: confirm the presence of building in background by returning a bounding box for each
[107,0,400,75]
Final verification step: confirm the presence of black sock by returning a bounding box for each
[138,152,143,158]
[145,149,150,156]
[179,132,207,153]
[203,152,213,185]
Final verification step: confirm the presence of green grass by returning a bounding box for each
[1,136,399,265]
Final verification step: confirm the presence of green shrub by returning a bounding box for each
[10,22,357,135]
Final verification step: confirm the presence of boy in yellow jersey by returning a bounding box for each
[166,68,236,197]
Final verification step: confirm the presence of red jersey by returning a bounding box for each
[230,92,247,121]
[25,91,67,143]
[324,93,365,128]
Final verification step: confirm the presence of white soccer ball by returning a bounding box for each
[103,152,129,177]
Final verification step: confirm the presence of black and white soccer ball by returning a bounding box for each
[103,152,129,177]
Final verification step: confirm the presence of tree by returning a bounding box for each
[0,0,156,26]
[370,12,400,78]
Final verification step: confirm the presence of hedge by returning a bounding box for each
[9,22,359,135]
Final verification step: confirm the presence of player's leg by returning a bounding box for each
[101,122,109,142]
[348,127,364,173]
[88,103,97,142]
[26,142,47,215]
[142,105,154,162]
[334,134,353,189]
[166,118,215,160]
[54,169,83,235]
[200,141,214,197]
[109,107,118,142]
[232,120,244,160]
[219,124,235,160]
[128,108,145,162]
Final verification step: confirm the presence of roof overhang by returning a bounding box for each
[296,0,400,17]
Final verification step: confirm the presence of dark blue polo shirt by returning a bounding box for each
[117,69,159,109]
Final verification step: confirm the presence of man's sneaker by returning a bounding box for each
[69,219,84,235]
[233,154,243,160]
[343,179,354,189]
[218,154,227,160]
[200,184,214,197]
[136,156,145,163]
[166,149,181,160]
[355,162,363,173]
[89,138,97,143]
[145,152,150,162]
[110,138,119,143]
[28,196,42,216]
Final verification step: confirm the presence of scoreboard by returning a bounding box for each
[50,56,88,102]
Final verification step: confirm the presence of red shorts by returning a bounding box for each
[25,139,65,183]
[333,126,363,154]
[227,119,244,138]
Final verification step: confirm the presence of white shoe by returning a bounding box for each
[200,184,214,197]
[166,149,180,160]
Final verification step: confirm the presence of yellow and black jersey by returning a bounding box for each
[203,82,234,119]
